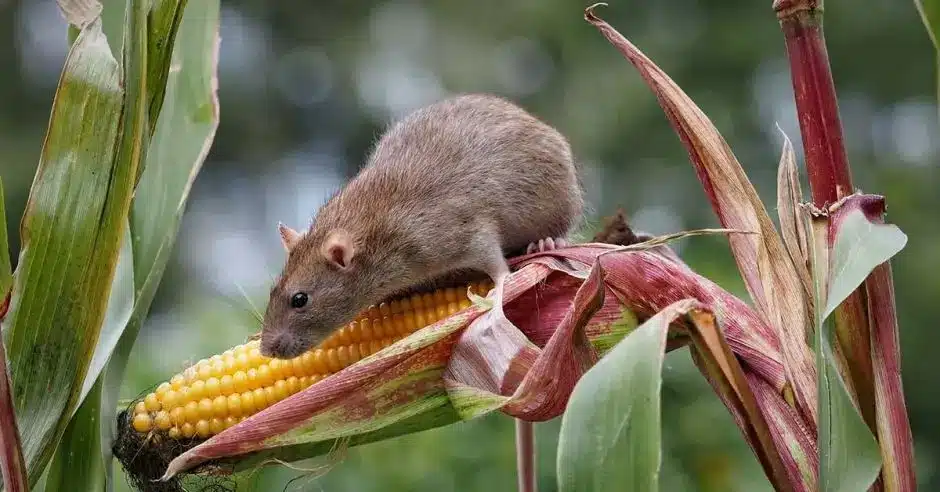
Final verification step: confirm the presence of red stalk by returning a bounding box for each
[775,0,853,205]
[0,294,28,492]
[515,419,536,492]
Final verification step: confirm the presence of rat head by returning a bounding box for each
[261,223,363,359]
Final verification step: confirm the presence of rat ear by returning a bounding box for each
[278,222,303,252]
[320,229,355,270]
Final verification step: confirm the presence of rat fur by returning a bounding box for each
[261,93,583,358]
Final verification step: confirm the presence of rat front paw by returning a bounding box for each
[525,237,569,254]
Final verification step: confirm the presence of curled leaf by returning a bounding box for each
[585,4,817,428]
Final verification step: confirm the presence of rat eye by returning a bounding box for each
[290,292,308,309]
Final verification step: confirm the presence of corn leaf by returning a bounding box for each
[916,0,940,109]
[775,131,812,305]
[555,299,694,492]
[43,380,106,492]
[55,0,218,489]
[822,200,907,320]
[0,14,130,486]
[808,195,890,492]
[0,179,10,299]
[683,310,793,490]
[585,4,818,428]
[826,194,915,491]
[99,0,219,425]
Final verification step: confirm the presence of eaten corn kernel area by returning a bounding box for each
[131,280,495,440]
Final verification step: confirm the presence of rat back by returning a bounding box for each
[315,93,583,287]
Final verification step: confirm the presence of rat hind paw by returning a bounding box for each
[525,237,569,254]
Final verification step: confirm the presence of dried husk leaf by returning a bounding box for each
[684,309,790,490]
[775,131,813,307]
[585,4,817,429]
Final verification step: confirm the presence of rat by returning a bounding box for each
[260,93,584,359]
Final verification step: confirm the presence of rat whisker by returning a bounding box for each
[234,282,265,323]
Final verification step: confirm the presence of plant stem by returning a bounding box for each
[515,419,536,492]
[775,0,853,205]
[0,296,28,492]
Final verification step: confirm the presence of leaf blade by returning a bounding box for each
[809,197,884,492]
[0,17,126,485]
[823,207,907,319]
[556,299,697,492]
[0,179,10,299]
[826,194,915,490]
[584,4,818,428]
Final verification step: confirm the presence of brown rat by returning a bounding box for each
[260,93,583,359]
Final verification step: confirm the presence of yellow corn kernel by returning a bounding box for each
[181,422,195,438]
[286,376,300,395]
[170,374,185,390]
[170,407,184,427]
[197,398,213,420]
[211,396,228,418]
[189,380,206,402]
[155,382,171,398]
[291,357,306,377]
[154,411,172,431]
[219,374,235,396]
[209,418,225,435]
[195,419,211,438]
[133,413,152,433]
[131,281,484,439]
[144,393,160,412]
[241,391,256,414]
[205,377,221,398]
[233,371,249,393]
[252,388,267,410]
[183,401,199,424]
[273,380,289,402]
[161,389,179,410]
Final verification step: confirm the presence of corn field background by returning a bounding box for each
[1,0,938,491]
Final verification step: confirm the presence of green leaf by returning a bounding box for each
[817,337,882,492]
[916,0,940,108]
[0,178,10,299]
[556,300,696,492]
[0,17,127,486]
[810,210,883,492]
[99,0,219,452]
[78,222,135,407]
[146,0,190,135]
[823,209,907,319]
[44,379,106,492]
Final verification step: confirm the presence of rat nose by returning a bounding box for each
[260,332,297,359]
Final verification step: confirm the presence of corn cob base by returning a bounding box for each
[114,280,494,492]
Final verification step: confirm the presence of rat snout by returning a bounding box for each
[259,330,307,360]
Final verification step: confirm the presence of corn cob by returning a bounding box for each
[130,280,494,440]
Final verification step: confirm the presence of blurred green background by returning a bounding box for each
[1,0,937,490]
